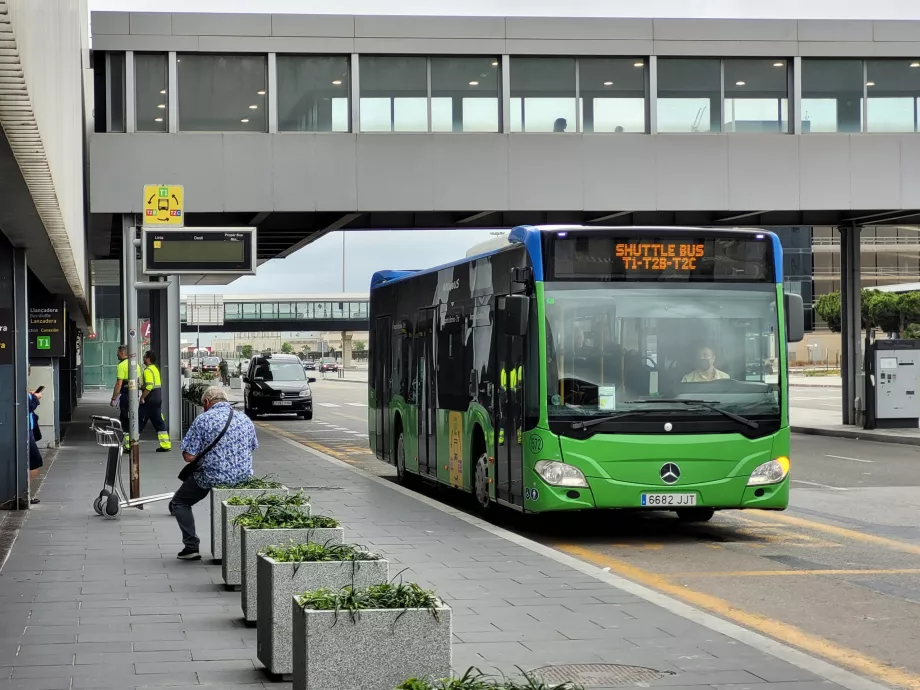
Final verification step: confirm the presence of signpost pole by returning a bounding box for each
[125,224,141,503]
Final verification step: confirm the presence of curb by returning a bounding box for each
[791,425,920,446]
[790,382,841,389]
[318,377,367,383]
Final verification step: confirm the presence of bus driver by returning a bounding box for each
[682,345,729,383]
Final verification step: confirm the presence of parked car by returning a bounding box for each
[243,353,315,420]
[303,360,316,371]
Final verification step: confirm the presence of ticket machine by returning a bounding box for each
[865,339,920,429]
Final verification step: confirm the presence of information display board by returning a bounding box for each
[141,227,257,276]
[29,297,66,358]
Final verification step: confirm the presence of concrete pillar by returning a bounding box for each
[342,331,353,369]
[839,225,863,426]
[0,235,30,508]
[166,277,181,441]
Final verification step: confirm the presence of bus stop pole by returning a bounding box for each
[125,225,141,501]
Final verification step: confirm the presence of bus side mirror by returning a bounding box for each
[784,293,805,343]
[503,294,530,336]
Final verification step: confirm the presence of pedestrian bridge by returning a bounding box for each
[180,293,369,333]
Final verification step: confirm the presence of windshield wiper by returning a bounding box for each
[570,408,687,430]
[624,399,759,429]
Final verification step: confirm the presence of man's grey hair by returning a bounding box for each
[201,386,230,405]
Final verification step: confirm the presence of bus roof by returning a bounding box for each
[369,225,783,289]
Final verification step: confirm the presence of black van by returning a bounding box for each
[242,353,315,419]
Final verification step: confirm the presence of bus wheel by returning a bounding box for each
[473,452,491,512]
[676,508,715,523]
[396,433,409,485]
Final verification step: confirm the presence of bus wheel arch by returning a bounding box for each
[393,414,407,482]
[470,424,491,511]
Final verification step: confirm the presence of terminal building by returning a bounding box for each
[4,3,920,506]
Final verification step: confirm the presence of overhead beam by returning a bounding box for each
[587,211,632,223]
[274,213,363,260]
[457,211,495,224]
[713,211,768,223]
[249,212,271,225]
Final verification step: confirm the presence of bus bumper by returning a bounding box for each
[525,473,789,513]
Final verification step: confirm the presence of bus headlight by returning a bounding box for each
[747,456,790,486]
[534,460,588,488]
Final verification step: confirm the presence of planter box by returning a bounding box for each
[221,499,305,586]
[240,525,343,623]
[257,556,389,676]
[292,600,451,690]
[211,487,288,562]
[230,377,242,389]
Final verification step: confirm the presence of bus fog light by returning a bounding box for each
[535,460,588,488]
[747,457,789,486]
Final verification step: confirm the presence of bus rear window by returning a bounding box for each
[548,234,772,282]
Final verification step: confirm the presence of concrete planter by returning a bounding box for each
[230,377,242,389]
[210,487,287,562]
[292,600,451,690]
[221,498,303,586]
[257,556,389,676]
[241,525,343,623]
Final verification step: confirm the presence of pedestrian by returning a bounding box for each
[138,350,171,453]
[27,366,42,505]
[109,345,131,450]
[218,358,229,386]
[171,386,257,560]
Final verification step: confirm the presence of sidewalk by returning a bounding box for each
[789,375,842,388]
[0,394,867,690]
[791,405,920,445]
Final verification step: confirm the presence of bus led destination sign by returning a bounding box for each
[615,242,705,272]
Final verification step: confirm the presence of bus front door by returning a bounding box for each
[417,307,438,478]
[496,297,525,506]
[374,316,391,462]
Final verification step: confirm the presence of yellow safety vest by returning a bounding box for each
[143,364,162,391]
[116,359,129,381]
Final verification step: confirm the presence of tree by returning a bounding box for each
[240,344,253,359]
[814,292,841,332]
[353,341,366,352]
[865,291,902,335]
[281,342,293,354]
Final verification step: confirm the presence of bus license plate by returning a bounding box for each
[641,493,697,507]
[273,401,292,406]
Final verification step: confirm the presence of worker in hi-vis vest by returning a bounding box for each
[138,350,171,452]
[110,345,131,450]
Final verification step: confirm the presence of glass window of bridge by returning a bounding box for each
[278,303,293,316]
[359,56,428,132]
[802,59,864,133]
[106,52,126,132]
[260,303,278,318]
[225,303,241,318]
[866,59,920,132]
[723,59,789,133]
[578,58,647,133]
[332,302,345,319]
[430,57,501,132]
[277,55,350,132]
[348,302,362,318]
[510,57,577,132]
[314,302,329,318]
[657,58,722,133]
[177,54,268,132]
[242,303,257,319]
[297,302,312,318]
[135,53,168,133]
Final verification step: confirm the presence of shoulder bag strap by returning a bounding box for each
[196,408,234,462]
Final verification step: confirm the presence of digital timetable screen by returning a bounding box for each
[549,234,772,282]
[141,227,257,276]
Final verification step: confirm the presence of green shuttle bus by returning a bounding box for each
[368,225,805,521]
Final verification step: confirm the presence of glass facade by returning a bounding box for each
[135,53,168,132]
[277,55,350,132]
[101,52,920,136]
[177,54,268,131]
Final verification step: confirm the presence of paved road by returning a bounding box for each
[258,379,920,690]
[790,386,843,411]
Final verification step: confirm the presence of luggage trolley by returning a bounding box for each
[90,415,175,519]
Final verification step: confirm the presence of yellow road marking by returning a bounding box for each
[558,543,920,690]
[673,568,920,577]
[260,423,359,465]
[743,511,920,557]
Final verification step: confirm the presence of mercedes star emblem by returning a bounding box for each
[664,422,673,432]
[660,463,681,485]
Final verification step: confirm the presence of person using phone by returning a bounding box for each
[27,366,43,504]
[171,386,257,561]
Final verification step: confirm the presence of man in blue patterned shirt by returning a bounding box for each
[172,386,258,560]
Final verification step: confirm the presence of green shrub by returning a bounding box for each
[214,475,284,490]
[226,491,307,507]
[260,541,379,563]
[295,582,439,622]
[232,505,338,530]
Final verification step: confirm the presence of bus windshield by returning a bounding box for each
[543,282,780,421]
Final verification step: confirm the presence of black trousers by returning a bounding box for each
[171,476,210,550]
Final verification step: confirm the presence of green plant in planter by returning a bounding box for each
[233,505,338,530]
[226,491,307,507]
[295,581,440,623]
[261,541,378,563]
[396,667,583,690]
[214,474,284,490]
[182,382,208,404]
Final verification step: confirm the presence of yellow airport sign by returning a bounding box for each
[143,184,184,226]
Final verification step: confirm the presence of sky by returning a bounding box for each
[88,0,920,20]
[180,229,503,297]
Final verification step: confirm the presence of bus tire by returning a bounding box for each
[473,451,492,513]
[395,432,410,486]
[676,508,715,523]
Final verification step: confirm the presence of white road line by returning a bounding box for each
[792,396,838,401]
[316,403,341,408]
[792,479,849,491]
[345,402,367,407]
[826,454,873,464]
